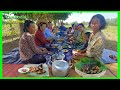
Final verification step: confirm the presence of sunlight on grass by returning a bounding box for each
[3,37,20,44]
[103,26,117,51]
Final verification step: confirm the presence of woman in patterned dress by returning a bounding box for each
[19,20,48,64]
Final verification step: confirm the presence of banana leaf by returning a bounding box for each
[75,57,107,74]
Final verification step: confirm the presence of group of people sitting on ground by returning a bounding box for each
[19,14,106,64]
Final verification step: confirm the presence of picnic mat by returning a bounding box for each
[101,49,118,64]
[3,64,24,77]
[3,48,23,64]
[2,47,54,64]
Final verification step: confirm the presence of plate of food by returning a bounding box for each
[22,64,49,77]
[62,49,68,53]
[62,44,68,49]
[51,44,58,48]
[109,55,117,61]
[75,57,107,77]
[57,39,64,42]
[18,67,30,74]
[101,49,117,64]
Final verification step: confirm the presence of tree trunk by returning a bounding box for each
[57,20,59,26]
[19,22,24,37]
[53,20,57,27]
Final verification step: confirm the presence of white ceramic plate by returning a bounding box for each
[23,64,49,76]
[18,67,30,74]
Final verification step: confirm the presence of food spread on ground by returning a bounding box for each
[29,64,46,74]
[81,64,100,74]
[62,44,71,49]
[109,55,117,61]
[62,49,68,53]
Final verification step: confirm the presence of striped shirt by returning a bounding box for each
[86,31,106,60]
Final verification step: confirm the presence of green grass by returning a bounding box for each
[0,11,2,79]
[103,26,118,51]
[103,26,118,42]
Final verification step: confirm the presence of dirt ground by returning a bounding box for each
[2,39,20,54]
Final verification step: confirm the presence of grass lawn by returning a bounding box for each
[102,26,118,51]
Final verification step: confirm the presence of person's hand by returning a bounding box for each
[77,50,83,53]
[51,44,54,47]
[69,40,73,44]
[42,50,49,54]
[74,52,80,56]
[40,48,48,54]
[41,48,48,51]
[48,51,53,55]
[78,53,86,57]
[50,39,54,44]
[72,51,86,59]
[71,39,75,43]
[69,36,74,40]
[74,52,85,57]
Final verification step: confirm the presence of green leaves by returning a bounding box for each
[52,13,71,20]
[75,57,107,73]
[10,12,71,21]
[3,12,71,27]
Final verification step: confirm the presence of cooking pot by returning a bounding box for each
[49,60,73,77]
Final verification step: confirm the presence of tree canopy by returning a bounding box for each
[3,12,71,26]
